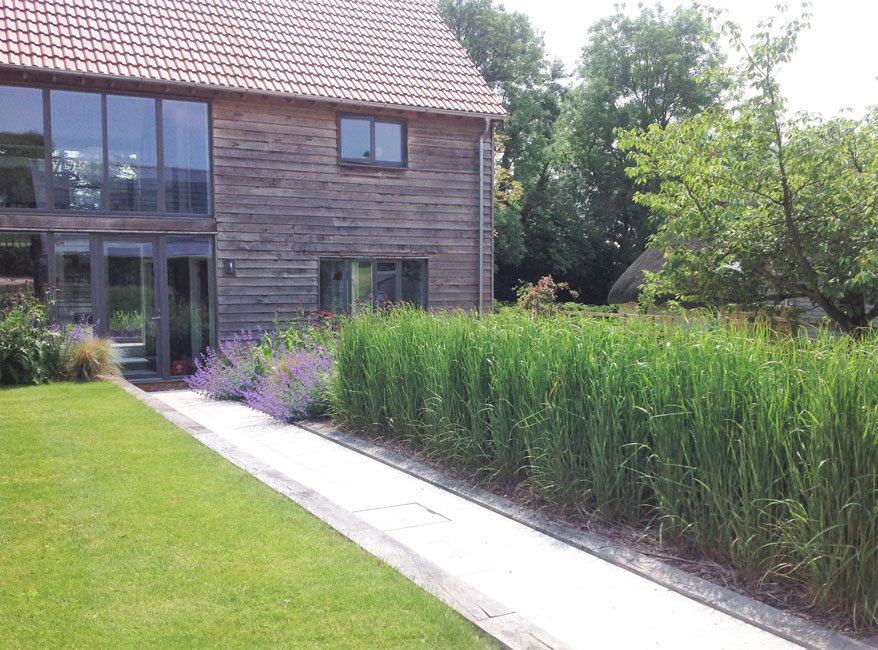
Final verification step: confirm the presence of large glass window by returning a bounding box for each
[163,100,210,214]
[53,234,92,325]
[108,95,158,212]
[0,233,48,305]
[0,85,210,215]
[0,86,46,208]
[338,115,406,167]
[319,258,426,312]
[167,236,214,376]
[51,90,104,211]
[104,239,157,374]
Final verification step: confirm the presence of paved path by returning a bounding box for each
[151,390,822,650]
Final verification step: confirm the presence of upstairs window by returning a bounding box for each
[320,258,426,313]
[0,84,210,215]
[0,86,46,209]
[338,115,406,167]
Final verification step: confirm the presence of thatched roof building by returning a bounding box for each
[607,247,666,304]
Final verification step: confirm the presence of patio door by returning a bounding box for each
[99,237,161,377]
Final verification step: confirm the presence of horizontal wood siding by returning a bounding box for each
[213,98,493,337]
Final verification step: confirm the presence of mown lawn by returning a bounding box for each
[0,382,496,650]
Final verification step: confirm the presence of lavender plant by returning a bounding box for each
[185,332,262,400]
[243,347,333,421]
[186,325,335,422]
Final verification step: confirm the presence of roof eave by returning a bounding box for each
[0,64,508,120]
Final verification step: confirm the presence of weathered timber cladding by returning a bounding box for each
[213,97,493,337]
[0,68,495,340]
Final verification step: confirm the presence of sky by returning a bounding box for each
[495,0,878,118]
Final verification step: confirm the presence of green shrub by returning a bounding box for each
[332,309,878,629]
[64,336,120,382]
[0,283,64,385]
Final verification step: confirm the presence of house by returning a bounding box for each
[0,0,505,381]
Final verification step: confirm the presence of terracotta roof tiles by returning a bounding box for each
[0,0,504,115]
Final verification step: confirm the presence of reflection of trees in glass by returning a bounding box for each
[0,234,47,305]
[0,132,45,208]
[53,155,103,211]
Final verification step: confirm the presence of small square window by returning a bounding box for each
[338,115,406,167]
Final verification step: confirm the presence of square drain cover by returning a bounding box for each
[354,503,449,531]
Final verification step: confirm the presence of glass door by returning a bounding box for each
[101,238,159,376]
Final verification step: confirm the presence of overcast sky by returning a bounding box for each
[495,0,878,118]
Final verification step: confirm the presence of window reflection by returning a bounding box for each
[51,90,104,210]
[375,122,403,164]
[0,86,46,208]
[0,233,48,305]
[54,234,92,325]
[167,236,214,375]
[163,100,210,214]
[339,117,371,162]
[108,96,158,212]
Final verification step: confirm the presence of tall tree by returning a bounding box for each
[548,4,726,303]
[436,0,565,281]
[620,10,878,336]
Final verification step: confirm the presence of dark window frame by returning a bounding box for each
[0,228,217,381]
[0,82,213,218]
[337,114,407,169]
[319,257,427,312]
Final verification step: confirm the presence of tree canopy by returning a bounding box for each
[620,9,878,335]
[546,4,727,303]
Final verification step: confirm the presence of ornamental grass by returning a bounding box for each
[331,308,878,629]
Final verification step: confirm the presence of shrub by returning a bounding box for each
[515,275,578,316]
[186,320,336,422]
[242,347,334,421]
[332,309,878,628]
[64,336,120,381]
[0,283,64,385]
[185,333,261,400]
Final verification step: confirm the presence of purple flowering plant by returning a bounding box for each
[242,347,334,421]
[186,317,336,422]
[185,331,262,400]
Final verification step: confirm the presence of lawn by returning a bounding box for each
[0,382,497,649]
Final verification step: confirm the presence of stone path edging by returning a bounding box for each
[296,419,872,650]
[114,378,571,650]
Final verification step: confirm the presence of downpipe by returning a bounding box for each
[478,116,492,314]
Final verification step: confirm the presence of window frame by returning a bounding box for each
[319,257,427,312]
[337,114,407,169]
[0,82,213,218]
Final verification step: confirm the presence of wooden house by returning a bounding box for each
[0,0,504,380]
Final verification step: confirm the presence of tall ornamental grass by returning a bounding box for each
[332,309,878,628]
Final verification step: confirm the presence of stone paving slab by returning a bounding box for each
[139,387,868,650]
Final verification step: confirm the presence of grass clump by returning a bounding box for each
[331,308,878,630]
[64,335,120,381]
[0,382,496,649]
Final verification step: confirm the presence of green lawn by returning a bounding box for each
[0,382,497,649]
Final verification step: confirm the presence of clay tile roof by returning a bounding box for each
[0,0,505,116]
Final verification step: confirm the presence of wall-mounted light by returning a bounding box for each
[223,259,236,275]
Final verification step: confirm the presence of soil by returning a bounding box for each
[327,419,872,641]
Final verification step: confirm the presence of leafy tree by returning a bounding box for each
[436,0,565,281]
[548,4,727,303]
[620,9,878,336]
